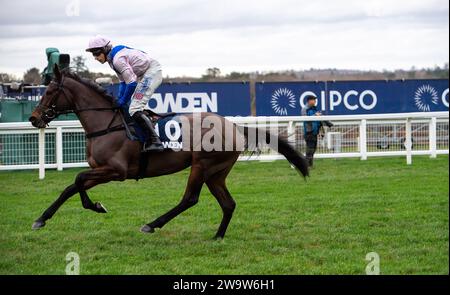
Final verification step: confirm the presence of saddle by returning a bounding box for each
[121,109,176,141]
[120,109,181,181]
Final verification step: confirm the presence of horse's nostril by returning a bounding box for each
[29,116,36,123]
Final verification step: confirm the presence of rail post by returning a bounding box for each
[359,119,367,160]
[38,128,45,179]
[429,117,437,158]
[287,120,295,146]
[56,127,63,171]
[405,118,412,165]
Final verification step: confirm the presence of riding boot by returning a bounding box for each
[132,111,164,152]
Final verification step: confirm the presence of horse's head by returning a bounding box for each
[29,64,74,128]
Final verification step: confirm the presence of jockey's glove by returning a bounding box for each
[118,82,126,98]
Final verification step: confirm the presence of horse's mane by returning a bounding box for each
[61,69,114,102]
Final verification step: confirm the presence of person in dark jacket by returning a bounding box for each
[301,95,332,167]
[301,96,321,167]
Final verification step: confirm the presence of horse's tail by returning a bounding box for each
[241,126,309,178]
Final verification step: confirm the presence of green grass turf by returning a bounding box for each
[0,156,448,274]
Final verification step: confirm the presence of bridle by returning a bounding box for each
[36,76,74,122]
[37,75,128,139]
[38,76,121,122]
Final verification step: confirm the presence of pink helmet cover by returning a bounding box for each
[86,35,111,51]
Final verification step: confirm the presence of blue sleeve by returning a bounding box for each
[306,108,317,116]
[117,82,137,107]
[117,82,126,99]
[306,108,320,134]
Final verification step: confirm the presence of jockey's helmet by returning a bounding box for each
[85,35,112,56]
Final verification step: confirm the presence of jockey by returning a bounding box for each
[85,35,164,152]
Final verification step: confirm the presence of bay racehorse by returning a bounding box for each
[29,65,309,239]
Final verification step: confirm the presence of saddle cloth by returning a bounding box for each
[124,111,183,151]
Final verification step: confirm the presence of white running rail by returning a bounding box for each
[0,112,448,179]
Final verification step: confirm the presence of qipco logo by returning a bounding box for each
[300,90,378,111]
[328,90,377,111]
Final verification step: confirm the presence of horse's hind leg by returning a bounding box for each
[141,166,204,233]
[206,169,236,239]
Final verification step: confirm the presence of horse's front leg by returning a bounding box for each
[74,167,125,213]
[32,183,78,229]
[32,167,124,230]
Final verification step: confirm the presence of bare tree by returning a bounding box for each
[23,67,41,84]
[0,73,19,83]
[206,67,221,78]
[71,55,91,78]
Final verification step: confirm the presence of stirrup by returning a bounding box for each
[142,141,164,152]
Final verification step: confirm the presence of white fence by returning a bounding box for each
[0,112,448,179]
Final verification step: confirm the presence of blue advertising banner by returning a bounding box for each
[255,79,449,115]
[108,82,251,116]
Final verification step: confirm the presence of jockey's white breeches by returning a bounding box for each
[128,66,162,116]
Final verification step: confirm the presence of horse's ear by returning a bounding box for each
[53,64,62,81]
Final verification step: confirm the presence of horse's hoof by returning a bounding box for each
[140,225,155,233]
[32,220,46,230]
[95,202,108,213]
